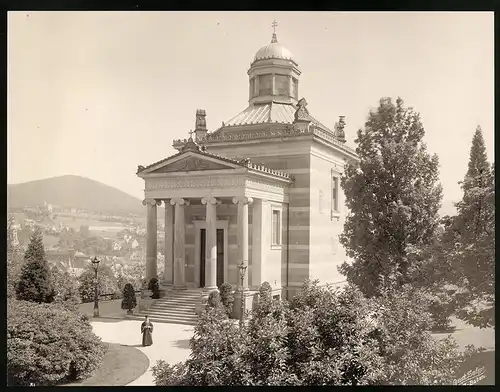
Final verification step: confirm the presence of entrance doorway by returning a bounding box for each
[199,228,225,287]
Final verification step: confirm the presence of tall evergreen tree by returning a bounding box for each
[440,126,494,328]
[16,229,55,303]
[339,97,442,297]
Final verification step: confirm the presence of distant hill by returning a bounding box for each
[8,175,145,215]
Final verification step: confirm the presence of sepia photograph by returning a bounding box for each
[7,11,494,386]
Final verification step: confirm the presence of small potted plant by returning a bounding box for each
[121,283,137,314]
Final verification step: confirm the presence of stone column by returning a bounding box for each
[170,197,189,290]
[201,196,221,291]
[232,196,253,291]
[251,198,266,288]
[142,198,161,282]
[163,200,174,286]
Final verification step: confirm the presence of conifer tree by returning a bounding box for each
[339,97,442,297]
[441,126,494,328]
[16,229,55,303]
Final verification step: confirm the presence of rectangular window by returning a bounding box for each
[275,74,289,96]
[259,74,272,96]
[291,78,298,98]
[249,78,255,98]
[332,176,339,213]
[272,209,281,245]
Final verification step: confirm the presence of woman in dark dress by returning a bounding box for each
[141,315,153,347]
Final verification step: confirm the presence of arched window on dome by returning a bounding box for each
[258,74,272,96]
[275,74,289,96]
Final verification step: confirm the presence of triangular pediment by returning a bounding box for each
[149,154,238,174]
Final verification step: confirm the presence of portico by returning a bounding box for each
[137,137,292,296]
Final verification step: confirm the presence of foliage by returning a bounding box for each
[7,218,25,299]
[206,290,224,311]
[50,265,81,310]
[16,229,56,303]
[7,299,106,386]
[339,97,442,297]
[121,283,137,312]
[78,263,119,303]
[152,280,474,386]
[148,277,161,299]
[219,283,234,317]
[438,127,495,328]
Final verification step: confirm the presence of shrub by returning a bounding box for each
[7,299,106,386]
[206,290,224,311]
[121,283,137,313]
[219,283,234,317]
[16,229,55,303]
[50,266,81,310]
[152,280,478,386]
[148,277,160,299]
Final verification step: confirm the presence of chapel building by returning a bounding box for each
[137,29,358,313]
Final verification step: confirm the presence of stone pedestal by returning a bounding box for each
[232,290,256,319]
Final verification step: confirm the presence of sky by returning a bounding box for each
[8,11,494,216]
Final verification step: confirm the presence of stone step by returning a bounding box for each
[148,311,198,319]
[128,315,197,326]
[160,298,200,304]
[137,313,198,323]
[146,308,196,317]
[152,303,196,310]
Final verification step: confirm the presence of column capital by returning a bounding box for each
[201,196,221,205]
[232,196,253,205]
[170,197,190,206]
[142,198,161,207]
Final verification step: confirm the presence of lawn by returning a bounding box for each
[78,299,126,319]
[61,342,149,386]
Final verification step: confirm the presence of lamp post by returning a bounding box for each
[237,260,247,327]
[91,256,100,317]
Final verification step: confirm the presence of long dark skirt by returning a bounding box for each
[142,329,153,346]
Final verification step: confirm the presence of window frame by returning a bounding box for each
[271,207,282,249]
[274,74,289,96]
[331,169,341,220]
[258,74,273,96]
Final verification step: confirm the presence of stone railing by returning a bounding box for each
[173,125,357,157]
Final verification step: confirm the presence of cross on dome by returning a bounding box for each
[271,20,278,43]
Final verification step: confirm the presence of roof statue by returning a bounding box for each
[294,98,311,122]
[181,132,201,153]
[195,109,207,130]
[334,116,346,143]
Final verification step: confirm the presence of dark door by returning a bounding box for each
[199,228,225,288]
[216,229,224,287]
[200,229,206,287]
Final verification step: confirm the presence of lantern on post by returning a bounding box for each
[237,260,248,327]
[90,256,100,317]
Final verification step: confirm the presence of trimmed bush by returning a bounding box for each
[78,264,119,303]
[219,283,234,317]
[148,277,160,299]
[121,283,137,314]
[206,290,223,311]
[7,299,106,386]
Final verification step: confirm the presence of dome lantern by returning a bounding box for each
[247,21,301,106]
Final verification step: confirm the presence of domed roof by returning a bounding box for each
[253,33,294,62]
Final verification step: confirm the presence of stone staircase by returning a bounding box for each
[130,289,202,326]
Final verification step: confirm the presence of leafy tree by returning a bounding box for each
[50,265,81,310]
[152,280,477,386]
[16,229,55,303]
[121,283,137,314]
[78,263,119,303]
[339,97,442,297]
[439,127,494,328]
